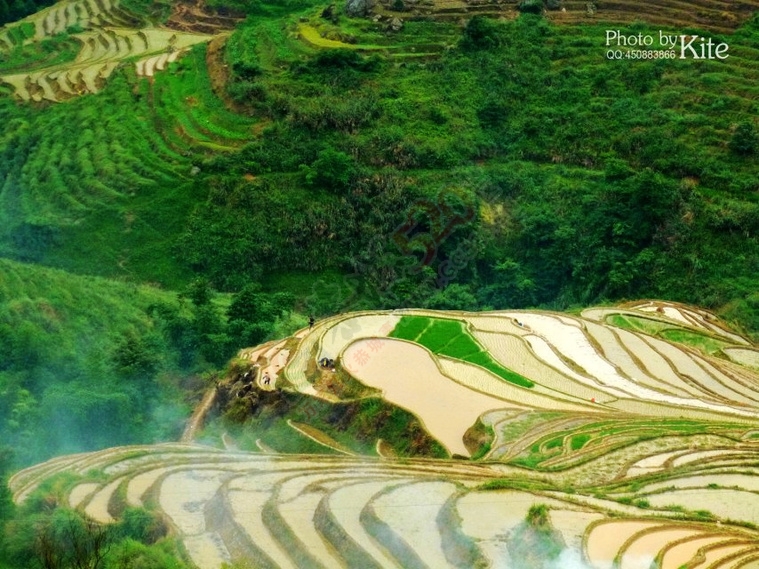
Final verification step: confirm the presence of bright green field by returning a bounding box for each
[607,314,732,355]
[390,315,534,388]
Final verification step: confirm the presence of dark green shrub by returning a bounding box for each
[730,122,758,156]
[114,507,167,544]
[526,504,549,527]
[227,80,267,103]
[477,102,508,128]
[518,0,543,14]
[461,16,503,50]
[232,60,262,80]
[312,49,364,70]
[304,148,357,191]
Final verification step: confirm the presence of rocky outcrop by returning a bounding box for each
[345,0,375,17]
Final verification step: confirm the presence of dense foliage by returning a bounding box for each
[2,5,757,330]
[194,11,759,331]
[0,0,758,563]
[0,260,299,468]
[0,472,189,569]
[0,0,54,26]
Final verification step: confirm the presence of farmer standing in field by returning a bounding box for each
[309,315,315,329]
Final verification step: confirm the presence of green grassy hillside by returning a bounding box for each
[2,2,757,332]
[0,255,310,467]
[0,258,195,466]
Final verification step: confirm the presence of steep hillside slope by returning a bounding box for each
[1,1,758,333]
[0,258,199,466]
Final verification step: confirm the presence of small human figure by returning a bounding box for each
[309,315,315,329]
[263,373,270,385]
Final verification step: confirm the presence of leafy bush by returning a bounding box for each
[232,60,262,80]
[295,49,381,78]
[227,80,267,103]
[0,0,56,26]
[518,0,543,14]
[730,121,758,155]
[526,504,549,527]
[461,16,503,50]
[303,148,357,191]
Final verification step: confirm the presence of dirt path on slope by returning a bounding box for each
[181,387,217,442]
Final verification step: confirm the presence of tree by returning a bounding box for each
[0,445,15,528]
[425,284,479,311]
[478,259,537,309]
[304,148,356,192]
[106,539,187,569]
[461,16,503,50]
[730,121,758,156]
[517,0,543,14]
[227,286,295,348]
[526,504,549,528]
[113,332,161,382]
[182,278,213,307]
[6,509,112,569]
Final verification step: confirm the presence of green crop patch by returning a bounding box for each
[0,34,80,74]
[416,318,466,352]
[607,314,732,355]
[659,329,731,355]
[570,434,591,451]
[391,315,534,388]
[149,45,258,150]
[606,314,672,336]
[390,315,432,340]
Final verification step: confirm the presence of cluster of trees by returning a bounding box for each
[0,472,188,569]
[150,278,298,369]
[0,0,54,26]
[0,262,302,565]
[0,260,300,470]
[207,0,321,16]
[0,0,755,328]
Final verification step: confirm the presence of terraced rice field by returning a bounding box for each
[343,338,516,456]
[273,303,759,462]
[16,440,759,569]
[13,301,759,568]
[373,0,759,33]
[0,0,213,100]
